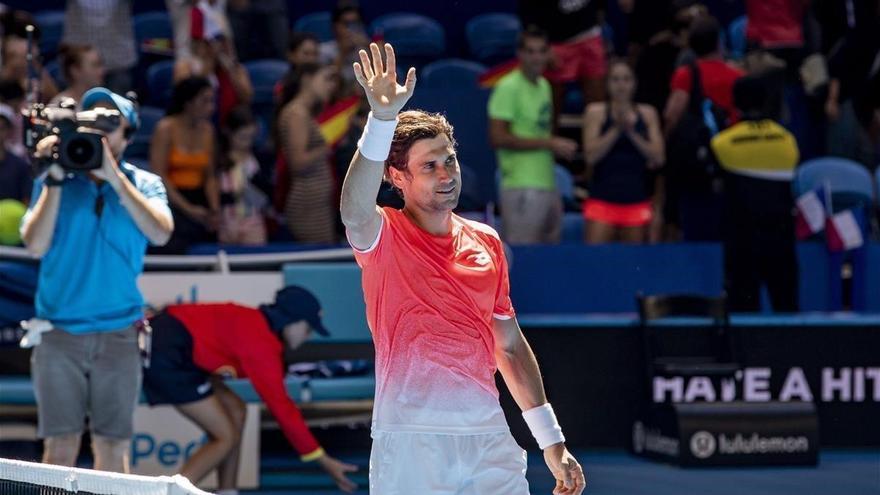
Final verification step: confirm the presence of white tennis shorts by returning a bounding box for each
[369,430,529,494]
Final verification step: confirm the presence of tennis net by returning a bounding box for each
[0,457,213,495]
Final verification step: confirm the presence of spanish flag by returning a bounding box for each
[317,95,361,148]
[478,59,519,88]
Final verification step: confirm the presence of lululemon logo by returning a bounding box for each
[690,431,717,459]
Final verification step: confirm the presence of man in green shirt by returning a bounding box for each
[488,26,577,244]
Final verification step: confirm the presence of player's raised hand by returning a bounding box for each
[544,443,586,494]
[352,42,416,120]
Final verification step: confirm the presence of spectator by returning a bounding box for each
[227,0,289,61]
[217,106,267,245]
[0,34,58,103]
[488,26,577,245]
[320,1,369,96]
[62,0,136,94]
[0,103,30,204]
[664,16,743,132]
[142,286,357,493]
[711,75,799,312]
[823,3,880,169]
[49,43,105,106]
[518,0,610,114]
[663,15,743,241]
[275,63,338,244]
[166,0,193,60]
[631,0,707,113]
[175,3,253,124]
[287,32,321,68]
[150,77,220,254]
[745,0,811,75]
[19,87,173,474]
[0,79,26,158]
[272,33,321,115]
[582,60,664,244]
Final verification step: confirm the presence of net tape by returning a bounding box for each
[0,457,213,495]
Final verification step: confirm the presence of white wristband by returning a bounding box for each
[357,112,398,162]
[522,403,565,450]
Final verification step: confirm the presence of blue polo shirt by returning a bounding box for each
[23,162,170,334]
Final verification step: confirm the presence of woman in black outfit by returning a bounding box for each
[582,60,665,243]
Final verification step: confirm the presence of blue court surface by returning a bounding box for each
[246,449,880,495]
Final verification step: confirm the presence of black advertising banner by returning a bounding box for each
[499,322,880,448]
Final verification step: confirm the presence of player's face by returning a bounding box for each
[392,133,460,212]
[282,320,311,351]
[517,36,551,78]
[607,62,635,102]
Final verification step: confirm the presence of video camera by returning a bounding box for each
[23,98,122,172]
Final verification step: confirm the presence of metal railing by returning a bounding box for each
[0,245,356,272]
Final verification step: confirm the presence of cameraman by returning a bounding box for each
[19,87,174,473]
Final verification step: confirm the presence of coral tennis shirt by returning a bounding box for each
[166,303,322,460]
[352,207,516,435]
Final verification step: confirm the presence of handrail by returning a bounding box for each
[0,245,355,270]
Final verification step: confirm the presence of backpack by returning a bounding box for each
[666,61,731,193]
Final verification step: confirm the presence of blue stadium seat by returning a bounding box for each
[244,59,288,105]
[561,213,584,243]
[370,13,445,65]
[419,59,486,89]
[875,167,880,204]
[282,263,372,343]
[133,11,173,52]
[727,15,747,60]
[465,13,520,64]
[34,10,65,62]
[125,105,164,160]
[794,157,874,212]
[555,164,575,202]
[293,11,333,42]
[146,60,175,107]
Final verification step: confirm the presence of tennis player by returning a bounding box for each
[142,286,357,494]
[340,43,586,494]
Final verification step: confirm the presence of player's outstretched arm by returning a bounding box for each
[340,42,416,250]
[494,317,587,495]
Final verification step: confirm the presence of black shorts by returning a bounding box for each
[142,311,213,406]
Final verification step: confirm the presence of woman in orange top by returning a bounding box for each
[151,77,221,254]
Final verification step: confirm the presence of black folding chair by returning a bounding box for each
[636,293,740,399]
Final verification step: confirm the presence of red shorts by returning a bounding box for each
[544,31,607,83]
[583,198,653,227]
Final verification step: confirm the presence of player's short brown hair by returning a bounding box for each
[385,110,457,178]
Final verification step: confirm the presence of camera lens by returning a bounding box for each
[65,136,96,166]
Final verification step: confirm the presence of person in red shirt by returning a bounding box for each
[142,286,357,494]
[662,15,744,242]
[664,16,744,132]
[746,0,807,50]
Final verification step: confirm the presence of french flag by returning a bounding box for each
[795,186,828,239]
[826,207,866,252]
